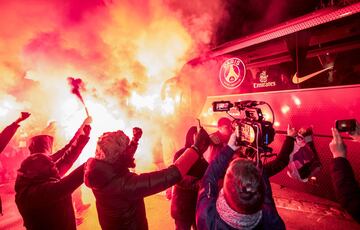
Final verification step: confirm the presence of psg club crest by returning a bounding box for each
[219,57,246,89]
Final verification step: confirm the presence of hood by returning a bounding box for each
[15,153,59,192]
[28,135,54,154]
[84,158,128,189]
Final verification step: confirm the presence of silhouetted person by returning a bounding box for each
[15,117,91,230]
[85,126,210,230]
[171,126,208,230]
[329,122,360,223]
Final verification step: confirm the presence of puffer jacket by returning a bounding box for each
[84,158,182,230]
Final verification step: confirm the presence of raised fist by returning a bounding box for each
[16,112,31,124]
[185,126,197,148]
[192,127,210,155]
[133,127,143,142]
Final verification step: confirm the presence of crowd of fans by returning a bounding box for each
[0,110,359,229]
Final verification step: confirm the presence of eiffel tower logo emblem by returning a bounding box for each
[225,65,240,83]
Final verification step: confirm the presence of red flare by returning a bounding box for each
[67,77,89,116]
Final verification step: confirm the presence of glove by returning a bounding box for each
[83,125,91,136]
[185,126,197,148]
[191,127,210,155]
[132,127,143,143]
[228,132,240,151]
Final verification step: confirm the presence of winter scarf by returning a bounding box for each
[216,189,262,229]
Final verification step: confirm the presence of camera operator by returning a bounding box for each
[196,131,286,230]
[15,116,92,230]
[329,122,360,223]
[0,112,30,154]
[84,126,210,230]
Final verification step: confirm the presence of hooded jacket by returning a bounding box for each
[15,132,89,230]
[84,158,181,230]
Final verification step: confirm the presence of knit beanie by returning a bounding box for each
[95,130,130,164]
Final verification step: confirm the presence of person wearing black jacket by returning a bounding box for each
[329,124,360,223]
[15,117,91,230]
[171,126,208,230]
[84,126,211,230]
[0,112,30,154]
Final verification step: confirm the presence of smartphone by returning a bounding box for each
[335,119,357,132]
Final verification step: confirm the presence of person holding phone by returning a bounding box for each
[329,119,360,223]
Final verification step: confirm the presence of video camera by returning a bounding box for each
[212,100,275,155]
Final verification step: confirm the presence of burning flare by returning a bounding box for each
[67,77,90,117]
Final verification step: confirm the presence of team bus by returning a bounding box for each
[163,1,360,213]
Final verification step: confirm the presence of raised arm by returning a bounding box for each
[55,126,90,177]
[25,164,85,204]
[0,112,30,153]
[263,124,296,177]
[51,116,92,162]
[121,127,210,199]
[329,127,360,223]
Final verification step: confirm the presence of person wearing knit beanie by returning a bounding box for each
[84,126,210,230]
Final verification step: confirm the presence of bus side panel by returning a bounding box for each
[199,85,360,200]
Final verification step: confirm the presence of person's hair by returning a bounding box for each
[217,117,232,128]
[223,158,264,214]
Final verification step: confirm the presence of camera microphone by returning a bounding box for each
[235,100,265,108]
